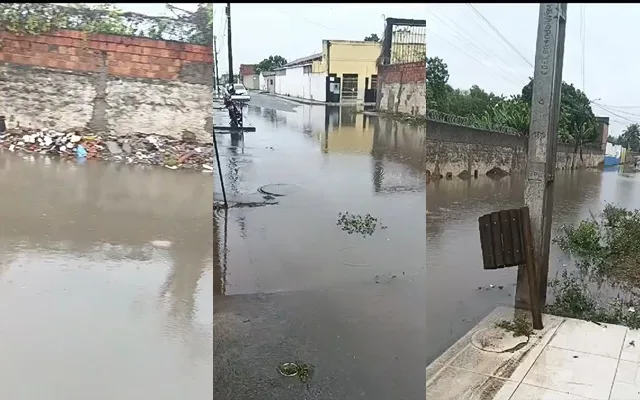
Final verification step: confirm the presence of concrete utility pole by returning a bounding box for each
[225,3,234,84]
[213,35,220,94]
[516,3,567,309]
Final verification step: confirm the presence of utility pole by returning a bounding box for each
[225,3,234,84]
[213,35,220,94]
[516,3,567,309]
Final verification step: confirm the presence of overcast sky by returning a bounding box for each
[427,3,640,137]
[212,4,423,73]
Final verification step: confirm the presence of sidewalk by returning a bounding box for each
[427,306,640,399]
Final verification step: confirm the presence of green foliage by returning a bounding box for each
[0,3,211,45]
[428,57,602,150]
[548,205,640,329]
[618,124,640,152]
[255,55,288,73]
[364,33,380,42]
[554,204,640,285]
[426,57,450,111]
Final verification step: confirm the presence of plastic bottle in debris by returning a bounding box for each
[76,144,87,159]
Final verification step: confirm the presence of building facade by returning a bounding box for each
[271,40,382,104]
[239,64,259,90]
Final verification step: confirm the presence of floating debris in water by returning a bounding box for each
[337,212,387,237]
[150,240,172,249]
[277,362,314,383]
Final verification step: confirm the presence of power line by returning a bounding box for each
[593,103,638,124]
[426,10,528,83]
[426,27,524,87]
[593,103,640,118]
[466,3,534,68]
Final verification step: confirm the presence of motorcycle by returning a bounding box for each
[223,88,243,128]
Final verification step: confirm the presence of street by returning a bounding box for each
[0,155,213,399]
[214,93,427,399]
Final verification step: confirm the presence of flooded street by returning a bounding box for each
[214,93,426,399]
[0,155,213,399]
[426,167,640,365]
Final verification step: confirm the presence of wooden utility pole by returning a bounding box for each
[225,3,234,84]
[213,35,220,93]
[516,3,567,309]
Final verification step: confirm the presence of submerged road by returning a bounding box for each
[426,166,640,365]
[0,155,213,399]
[214,93,427,399]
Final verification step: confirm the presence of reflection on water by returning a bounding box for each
[214,94,427,400]
[0,154,213,399]
[426,168,640,364]
[214,95,426,295]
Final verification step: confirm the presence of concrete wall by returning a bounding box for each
[378,61,426,116]
[426,121,605,178]
[274,65,326,102]
[242,73,259,90]
[325,40,381,103]
[0,29,213,141]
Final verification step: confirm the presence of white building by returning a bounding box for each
[272,54,326,103]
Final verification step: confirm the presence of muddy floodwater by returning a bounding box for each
[0,154,213,399]
[426,166,640,365]
[214,94,426,399]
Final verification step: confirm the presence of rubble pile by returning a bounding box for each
[0,128,214,171]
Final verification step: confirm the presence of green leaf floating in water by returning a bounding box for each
[337,212,387,237]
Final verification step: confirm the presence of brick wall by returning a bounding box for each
[377,61,426,116]
[0,30,213,140]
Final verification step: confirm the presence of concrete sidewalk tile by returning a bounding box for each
[614,359,640,385]
[620,329,640,363]
[522,346,618,400]
[425,366,517,400]
[548,319,627,359]
[510,383,594,399]
[609,381,640,400]
[447,313,563,382]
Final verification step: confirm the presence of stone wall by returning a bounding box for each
[377,61,425,116]
[0,30,213,141]
[426,121,604,178]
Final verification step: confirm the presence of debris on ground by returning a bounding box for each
[277,362,314,383]
[0,127,213,171]
[495,315,534,338]
[337,212,387,237]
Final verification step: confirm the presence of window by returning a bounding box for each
[371,75,378,89]
[341,73,359,101]
[269,79,273,85]
[302,65,312,74]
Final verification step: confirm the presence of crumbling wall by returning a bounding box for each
[0,30,213,141]
[426,121,605,178]
[377,61,425,116]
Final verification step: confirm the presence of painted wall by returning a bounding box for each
[378,61,426,116]
[0,29,213,141]
[242,74,259,90]
[274,65,326,102]
[326,40,381,103]
[426,121,605,179]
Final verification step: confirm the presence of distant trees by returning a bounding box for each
[364,33,380,42]
[427,56,601,154]
[255,55,288,73]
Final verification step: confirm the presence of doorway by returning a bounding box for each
[341,73,358,102]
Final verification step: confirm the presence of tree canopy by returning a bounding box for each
[427,56,601,151]
[364,33,380,42]
[0,3,212,45]
[255,55,288,73]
